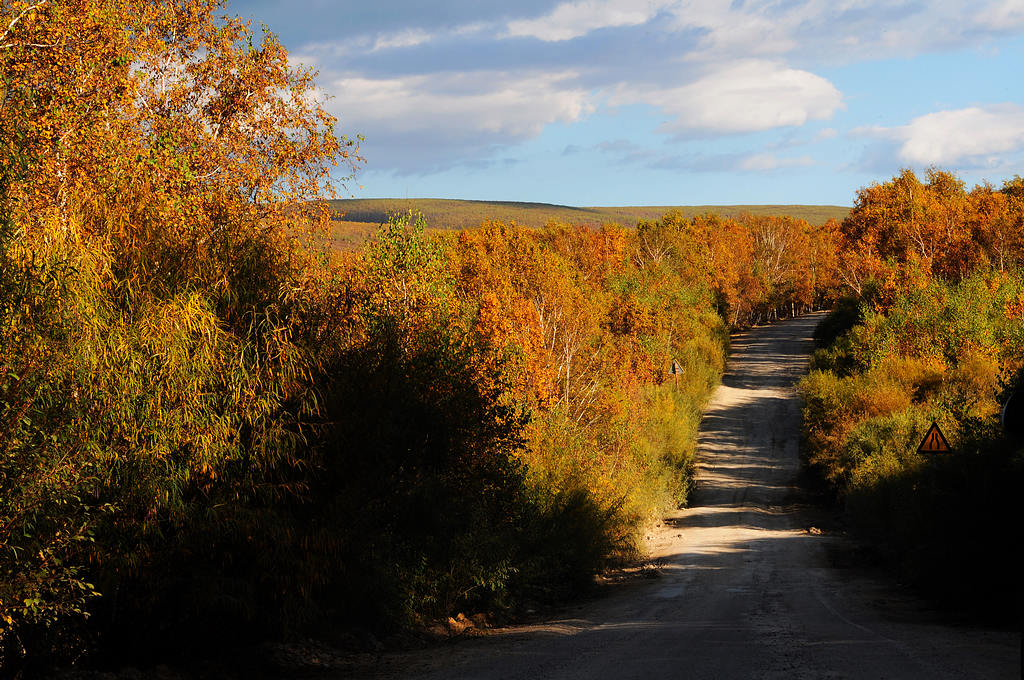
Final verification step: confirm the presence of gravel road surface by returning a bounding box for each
[369,312,1020,680]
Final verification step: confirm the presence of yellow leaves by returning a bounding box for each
[471,274,553,407]
[0,0,351,644]
[842,168,1024,282]
[1005,293,1024,320]
[433,216,730,532]
[3,0,354,290]
[193,460,217,483]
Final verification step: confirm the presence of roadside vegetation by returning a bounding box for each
[801,169,1024,617]
[0,1,843,672]
[5,0,1020,674]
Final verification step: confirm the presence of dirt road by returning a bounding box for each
[371,313,1019,679]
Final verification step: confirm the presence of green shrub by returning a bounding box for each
[801,274,1024,618]
[813,295,862,348]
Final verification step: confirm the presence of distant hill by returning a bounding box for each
[325,198,851,251]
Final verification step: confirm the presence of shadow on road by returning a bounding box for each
[371,313,1019,680]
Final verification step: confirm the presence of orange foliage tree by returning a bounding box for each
[1,0,357,294]
[840,168,988,281]
[1,0,359,664]
[635,211,835,326]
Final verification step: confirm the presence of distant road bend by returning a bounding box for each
[373,312,1019,680]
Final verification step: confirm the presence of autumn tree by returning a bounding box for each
[741,214,813,320]
[967,177,1024,272]
[841,168,977,280]
[1,0,358,666]
[808,218,843,306]
[1,0,357,297]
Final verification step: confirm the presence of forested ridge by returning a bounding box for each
[323,199,850,252]
[2,0,1023,676]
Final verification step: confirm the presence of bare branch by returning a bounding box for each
[0,0,49,47]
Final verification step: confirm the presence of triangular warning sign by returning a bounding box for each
[917,422,951,454]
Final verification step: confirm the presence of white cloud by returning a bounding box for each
[372,28,433,52]
[504,0,670,41]
[498,0,1024,57]
[738,153,815,171]
[243,0,1024,59]
[324,70,595,172]
[587,141,816,173]
[613,60,843,135]
[858,105,1024,166]
[669,0,798,58]
[293,39,363,62]
[267,0,1024,178]
[661,0,1024,64]
[330,70,592,136]
[452,22,490,37]
[973,0,1024,31]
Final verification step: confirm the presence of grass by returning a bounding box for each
[327,199,851,250]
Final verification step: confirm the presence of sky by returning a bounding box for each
[229,0,1024,207]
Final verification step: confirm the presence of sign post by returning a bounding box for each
[916,421,950,498]
[669,358,681,390]
[917,421,950,492]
